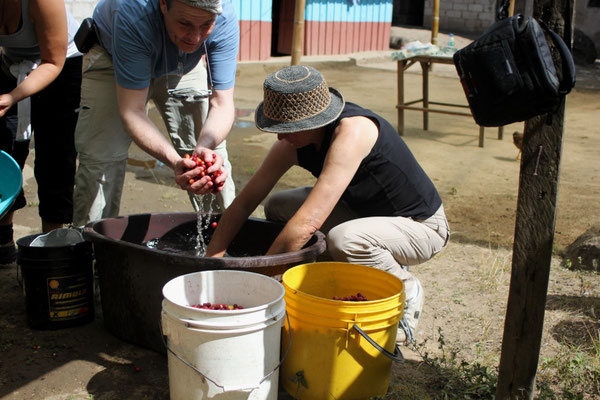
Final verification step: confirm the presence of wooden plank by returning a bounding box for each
[396,106,474,117]
[397,59,405,135]
[421,61,429,130]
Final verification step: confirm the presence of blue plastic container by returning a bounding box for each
[0,150,22,219]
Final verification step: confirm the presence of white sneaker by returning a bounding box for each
[396,276,424,344]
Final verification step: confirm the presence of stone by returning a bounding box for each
[562,226,600,272]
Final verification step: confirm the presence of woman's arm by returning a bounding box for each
[205,139,297,257]
[0,0,68,117]
[266,116,378,254]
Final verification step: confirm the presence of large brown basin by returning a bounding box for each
[83,212,326,353]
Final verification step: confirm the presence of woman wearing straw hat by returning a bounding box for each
[206,65,450,344]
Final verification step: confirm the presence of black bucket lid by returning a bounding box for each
[17,232,92,262]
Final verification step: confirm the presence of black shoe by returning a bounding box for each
[0,241,17,265]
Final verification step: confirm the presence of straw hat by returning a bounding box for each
[255,65,345,133]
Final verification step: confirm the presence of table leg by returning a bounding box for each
[421,61,429,131]
[479,126,485,148]
[498,126,504,140]
[397,60,406,135]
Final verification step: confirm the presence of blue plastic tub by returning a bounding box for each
[0,150,22,219]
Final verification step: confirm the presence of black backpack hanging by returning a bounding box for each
[452,11,576,127]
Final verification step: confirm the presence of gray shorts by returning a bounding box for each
[264,186,450,281]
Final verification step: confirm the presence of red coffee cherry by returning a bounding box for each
[185,154,224,192]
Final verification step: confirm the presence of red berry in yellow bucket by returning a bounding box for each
[332,292,368,301]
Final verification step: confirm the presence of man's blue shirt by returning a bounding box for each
[93,0,239,90]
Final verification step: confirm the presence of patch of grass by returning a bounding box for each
[397,314,600,399]
[475,248,511,292]
[378,328,498,400]
[414,329,498,399]
[537,323,600,399]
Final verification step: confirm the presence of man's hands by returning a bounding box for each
[174,147,228,195]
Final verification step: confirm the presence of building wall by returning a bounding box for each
[232,0,272,61]
[576,0,600,51]
[302,0,393,55]
[422,0,495,35]
[421,0,600,54]
[64,0,394,61]
[65,0,272,61]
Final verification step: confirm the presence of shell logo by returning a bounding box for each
[49,280,59,289]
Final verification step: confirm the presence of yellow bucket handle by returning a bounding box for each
[352,324,404,363]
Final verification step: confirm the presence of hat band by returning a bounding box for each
[263,81,331,123]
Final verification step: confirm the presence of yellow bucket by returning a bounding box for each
[281,262,405,400]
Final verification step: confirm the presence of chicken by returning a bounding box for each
[513,131,524,160]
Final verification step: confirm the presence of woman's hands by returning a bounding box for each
[0,93,16,118]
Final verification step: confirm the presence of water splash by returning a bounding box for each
[145,238,159,249]
[194,193,217,256]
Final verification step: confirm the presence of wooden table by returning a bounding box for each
[394,53,503,148]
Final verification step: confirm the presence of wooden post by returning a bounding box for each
[431,0,440,45]
[291,0,306,65]
[495,0,574,399]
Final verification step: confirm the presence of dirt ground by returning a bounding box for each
[1,28,600,399]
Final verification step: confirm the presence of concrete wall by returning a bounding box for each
[422,0,496,35]
[576,0,600,52]
[420,0,599,55]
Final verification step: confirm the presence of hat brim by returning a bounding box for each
[254,88,345,134]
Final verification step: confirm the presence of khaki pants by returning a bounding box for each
[73,45,235,226]
[264,186,450,283]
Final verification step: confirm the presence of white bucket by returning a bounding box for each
[161,270,286,400]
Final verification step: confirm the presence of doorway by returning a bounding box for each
[392,0,424,26]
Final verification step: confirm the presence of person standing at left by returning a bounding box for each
[0,0,83,264]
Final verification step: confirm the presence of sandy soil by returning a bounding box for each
[1,32,599,399]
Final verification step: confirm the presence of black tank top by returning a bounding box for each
[297,102,442,219]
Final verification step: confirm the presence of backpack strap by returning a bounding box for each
[539,21,577,95]
[497,0,512,21]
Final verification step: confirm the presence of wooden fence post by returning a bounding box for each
[291,0,306,66]
[495,0,574,398]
